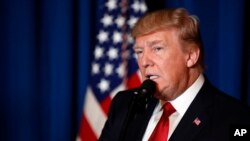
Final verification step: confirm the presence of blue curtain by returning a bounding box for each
[0,0,249,141]
[0,0,91,140]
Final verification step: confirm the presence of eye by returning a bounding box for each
[153,46,163,52]
[134,49,143,55]
[135,50,142,55]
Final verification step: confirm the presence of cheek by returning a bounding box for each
[137,59,143,70]
[160,56,187,78]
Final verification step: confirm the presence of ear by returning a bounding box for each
[186,46,200,68]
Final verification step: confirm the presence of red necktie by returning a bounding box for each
[149,102,176,141]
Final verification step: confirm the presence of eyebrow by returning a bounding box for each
[134,40,163,49]
[148,40,163,47]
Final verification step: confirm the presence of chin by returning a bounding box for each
[155,88,174,101]
[153,92,162,99]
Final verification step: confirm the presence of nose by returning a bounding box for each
[141,51,153,68]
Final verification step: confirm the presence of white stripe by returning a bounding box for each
[110,83,126,98]
[76,136,81,141]
[84,87,107,138]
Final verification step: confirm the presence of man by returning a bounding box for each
[99,8,250,141]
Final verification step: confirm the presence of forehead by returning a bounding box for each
[134,29,179,47]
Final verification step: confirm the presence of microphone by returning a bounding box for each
[118,79,156,141]
[136,79,156,100]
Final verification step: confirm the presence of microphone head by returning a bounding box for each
[139,79,156,97]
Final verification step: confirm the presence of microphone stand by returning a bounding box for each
[118,80,156,141]
[118,92,152,141]
[118,91,138,141]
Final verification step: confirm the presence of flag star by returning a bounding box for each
[105,0,117,11]
[97,30,109,43]
[92,63,100,74]
[131,1,140,12]
[104,63,114,76]
[127,34,134,44]
[116,64,125,78]
[107,47,118,60]
[115,15,125,28]
[97,79,110,93]
[112,31,122,44]
[140,2,147,13]
[128,16,138,28]
[101,14,113,27]
[94,46,104,59]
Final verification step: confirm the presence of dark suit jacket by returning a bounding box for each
[99,80,250,141]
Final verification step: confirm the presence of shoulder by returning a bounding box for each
[108,88,138,114]
[214,92,250,122]
[112,88,138,104]
[201,80,250,123]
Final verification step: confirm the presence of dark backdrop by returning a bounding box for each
[0,0,249,141]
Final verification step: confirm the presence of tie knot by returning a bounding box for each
[162,102,176,117]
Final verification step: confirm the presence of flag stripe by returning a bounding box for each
[78,116,97,141]
[110,83,126,98]
[84,87,107,137]
[100,96,112,115]
[126,71,141,89]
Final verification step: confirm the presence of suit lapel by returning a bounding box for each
[169,81,213,141]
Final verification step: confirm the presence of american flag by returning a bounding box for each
[77,0,147,140]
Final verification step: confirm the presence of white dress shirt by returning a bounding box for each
[142,74,205,141]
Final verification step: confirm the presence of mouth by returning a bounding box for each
[146,74,159,80]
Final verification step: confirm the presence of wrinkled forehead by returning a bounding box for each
[133,28,180,48]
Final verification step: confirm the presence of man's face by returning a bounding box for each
[134,29,190,100]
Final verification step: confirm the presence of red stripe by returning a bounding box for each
[79,115,97,141]
[126,73,141,89]
[100,96,112,115]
